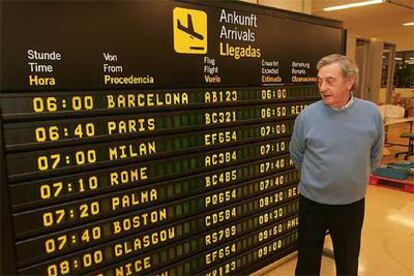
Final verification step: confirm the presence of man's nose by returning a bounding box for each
[319,80,328,91]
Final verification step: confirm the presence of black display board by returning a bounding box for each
[0,0,344,275]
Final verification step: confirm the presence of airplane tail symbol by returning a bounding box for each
[177,14,204,40]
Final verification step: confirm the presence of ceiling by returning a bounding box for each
[311,0,414,47]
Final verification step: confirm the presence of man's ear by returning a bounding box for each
[346,77,354,91]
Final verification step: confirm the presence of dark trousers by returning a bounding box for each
[295,195,365,276]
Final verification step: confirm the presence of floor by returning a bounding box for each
[257,124,414,276]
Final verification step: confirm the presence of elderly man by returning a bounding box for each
[290,54,384,276]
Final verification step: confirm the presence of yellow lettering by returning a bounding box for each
[107,95,115,108]
[112,209,167,235]
[113,227,174,257]
[111,189,158,210]
[108,142,156,161]
[114,256,152,276]
[29,75,56,86]
[111,168,149,186]
[205,243,236,264]
[106,119,155,135]
[105,93,188,108]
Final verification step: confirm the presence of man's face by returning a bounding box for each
[317,62,354,108]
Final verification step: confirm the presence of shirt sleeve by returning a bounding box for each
[370,109,384,171]
[289,112,306,170]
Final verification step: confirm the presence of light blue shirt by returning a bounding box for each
[289,98,384,205]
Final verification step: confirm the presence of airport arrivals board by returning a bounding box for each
[0,0,344,275]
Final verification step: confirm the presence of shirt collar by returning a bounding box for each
[329,94,354,111]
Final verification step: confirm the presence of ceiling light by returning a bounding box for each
[323,0,385,11]
[403,22,414,26]
[395,57,402,60]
